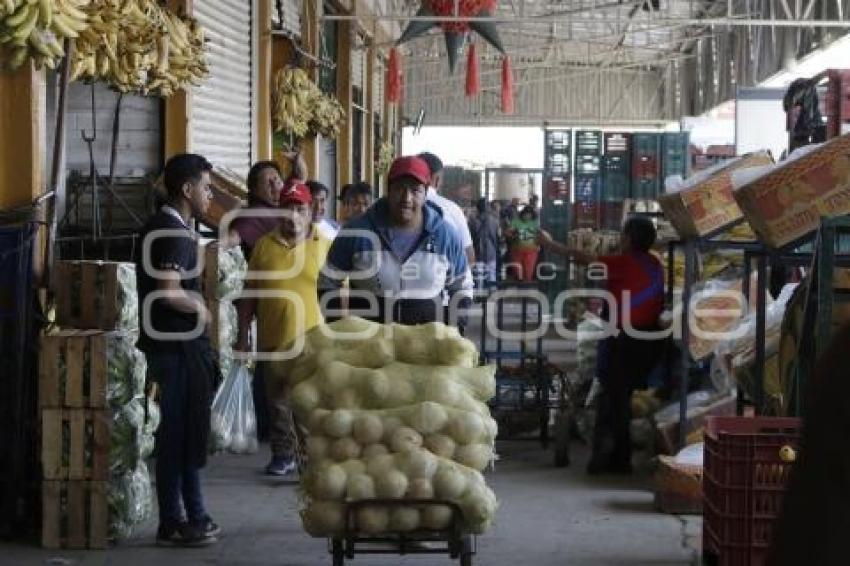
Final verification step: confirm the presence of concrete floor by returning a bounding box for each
[1,441,702,566]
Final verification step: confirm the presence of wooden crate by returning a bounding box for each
[41,408,109,481]
[53,261,131,330]
[42,480,108,549]
[39,330,116,409]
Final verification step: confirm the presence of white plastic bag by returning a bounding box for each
[210,363,258,454]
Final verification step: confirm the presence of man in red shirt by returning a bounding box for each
[538,216,665,474]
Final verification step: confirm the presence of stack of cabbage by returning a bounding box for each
[213,245,246,379]
[281,317,499,537]
[104,333,159,540]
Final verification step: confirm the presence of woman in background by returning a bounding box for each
[507,205,540,282]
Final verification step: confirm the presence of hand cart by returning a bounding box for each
[329,500,476,565]
[478,281,574,466]
[290,414,478,564]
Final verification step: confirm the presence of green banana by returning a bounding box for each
[5,2,31,27]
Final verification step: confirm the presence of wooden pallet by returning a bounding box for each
[53,261,130,330]
[39,330,116,409]
[42,480,108,549]
[41,408,109,481]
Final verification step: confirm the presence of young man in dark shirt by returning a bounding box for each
[136,153,220,546]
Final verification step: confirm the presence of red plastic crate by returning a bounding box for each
[600,201,625,230]
[573,201,599,229]
[702,416,801,566]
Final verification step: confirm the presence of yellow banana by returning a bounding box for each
[12,5,39,40]
[57,0,87,21]
[37,0,50,26]
[5,2,31,27]
[28,29,52,56]
[51,12,80,37]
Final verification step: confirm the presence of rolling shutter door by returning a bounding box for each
[373,59,384,115]
[352,43,365,92]
[272,0,301,37]
[192,0,254,176]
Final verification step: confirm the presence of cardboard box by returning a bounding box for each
[654,455,703,515]
[734,135,850,248]
[655,394,736,456]
[659,151,774,238]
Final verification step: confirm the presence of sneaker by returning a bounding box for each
[156,522,217,547]
[196,515,221,538]
[265,456,297,477]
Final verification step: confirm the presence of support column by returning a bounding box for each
[257,0,273,160]
[299,0,320,176]
[0,63,45,210]
[0,63,46,283]
[164,0,193,157]
[336,20,353,188]
[365,39,376,186]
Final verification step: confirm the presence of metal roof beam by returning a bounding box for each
[322,13,850,27]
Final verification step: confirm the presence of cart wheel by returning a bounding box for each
[553,411,571,467]
[332,539,344,566]
[460,552,473,566]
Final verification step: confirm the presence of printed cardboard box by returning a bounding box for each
[734,135,850,248]
[659,152,774,238]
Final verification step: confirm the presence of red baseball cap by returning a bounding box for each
[279,181,312,206]
[388,156,431,186]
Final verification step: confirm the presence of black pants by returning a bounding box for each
[593,332,665,466]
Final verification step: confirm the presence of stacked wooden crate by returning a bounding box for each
[41,261,148,549]
[39,331,113,549]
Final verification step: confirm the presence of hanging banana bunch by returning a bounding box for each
[70,0,207,96]
[272,65,346,140]
[310,93,345,138]
[272,66,321,138]
[375,141,394,175]
[0,0,89,71]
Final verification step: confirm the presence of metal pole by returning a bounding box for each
[666,241,675,304]
[754,253,767,414]
[321,13,850,27]
[678,238,696,449]
[46,39,73,283]
[739,249,753,416]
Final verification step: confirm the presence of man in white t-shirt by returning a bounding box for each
[306,180,340,239]
[417,152,475,266]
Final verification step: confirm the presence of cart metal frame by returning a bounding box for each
[666,216,850,443]
[478,280,573,466]
[330,499,476,565]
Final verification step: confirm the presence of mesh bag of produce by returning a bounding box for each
[108,461,153,541]
[287,318,499,537]
[106,333,147,408]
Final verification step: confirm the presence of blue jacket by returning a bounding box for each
[319,198,473,325]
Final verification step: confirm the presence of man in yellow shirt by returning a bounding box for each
[235,182,332,476]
